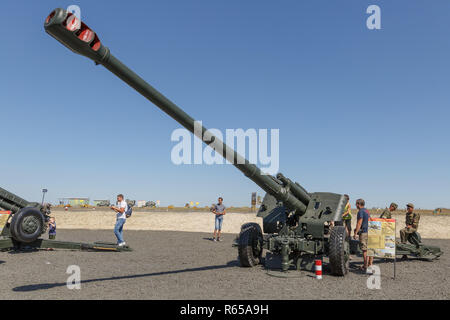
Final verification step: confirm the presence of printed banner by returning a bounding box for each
[0,211,11,233]
[367,218,396,259]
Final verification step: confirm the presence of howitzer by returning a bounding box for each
[0,186,131,251]
[44,8,350,275]
[349,230,442,261]
[0,186,50,243]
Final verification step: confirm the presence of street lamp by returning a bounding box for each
[41,189,48,205]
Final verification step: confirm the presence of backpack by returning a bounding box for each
[125,205,133,218]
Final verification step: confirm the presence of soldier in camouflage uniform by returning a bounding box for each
[400,203,420,243]
[380,202,398,219]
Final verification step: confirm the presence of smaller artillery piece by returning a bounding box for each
[0,186,51,244]
[349,231,442,261]
[0,187,131,252]
[396,232,442,260]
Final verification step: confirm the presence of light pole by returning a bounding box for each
[41,189,48,205]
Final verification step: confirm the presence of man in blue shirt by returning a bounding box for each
[212,197,226,242]
[48,217,56,240]
[353,198,372,271]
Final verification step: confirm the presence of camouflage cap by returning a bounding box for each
[390,202,398,210]
[406,203,414,209]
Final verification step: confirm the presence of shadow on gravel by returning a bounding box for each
[12,260,239,292]
[7,250,40,254]
[201,237,229,242]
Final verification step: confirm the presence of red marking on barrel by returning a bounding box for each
[66,15,80,31]
[91,41,101,51]
[45,11,55,24]
[79,29,94,42]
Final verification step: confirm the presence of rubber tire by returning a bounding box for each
[240,222,262,235]
[10,207,45,243]
[329,225,349,276]
[238,224,263,267]
[334,221,344,227]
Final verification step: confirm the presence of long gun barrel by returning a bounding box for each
[44,8,311,214]
[0,187,33,213]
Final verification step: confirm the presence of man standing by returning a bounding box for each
[380,202,398,219]
[48,217,56,240]
[353,198,372,271]
[212,197,226,242]
[400,203,420,244]
[110,194,128,246]
[341,194,352,237]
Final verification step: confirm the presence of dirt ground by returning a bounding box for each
[52,210,450,239]
[0,229,448,300]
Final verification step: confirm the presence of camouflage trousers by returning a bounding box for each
[400,227,417,243]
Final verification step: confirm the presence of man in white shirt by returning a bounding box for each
[110,194,128,246]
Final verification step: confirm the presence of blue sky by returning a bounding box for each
[0,0,449,209]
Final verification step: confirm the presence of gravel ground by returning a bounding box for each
[51,210,450,239]
[0,229,448,300]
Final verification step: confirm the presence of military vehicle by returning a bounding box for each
[126,199,136,208]
[144,201,156,208]
[44,8,441,274]
[96,200,111,207]
[0,187,130,251]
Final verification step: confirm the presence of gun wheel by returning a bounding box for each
[238,223,263,267]
[329,225,349,276]
[240,222,262,235]
[10,207,45,243]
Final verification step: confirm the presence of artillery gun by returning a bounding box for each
[44,8,444,273]
[349,231,442,261]
[396,232,442,260]
[0,186,51,244]
[0,187,130,251]
[56,8,450,276]
[44,7,350,275]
